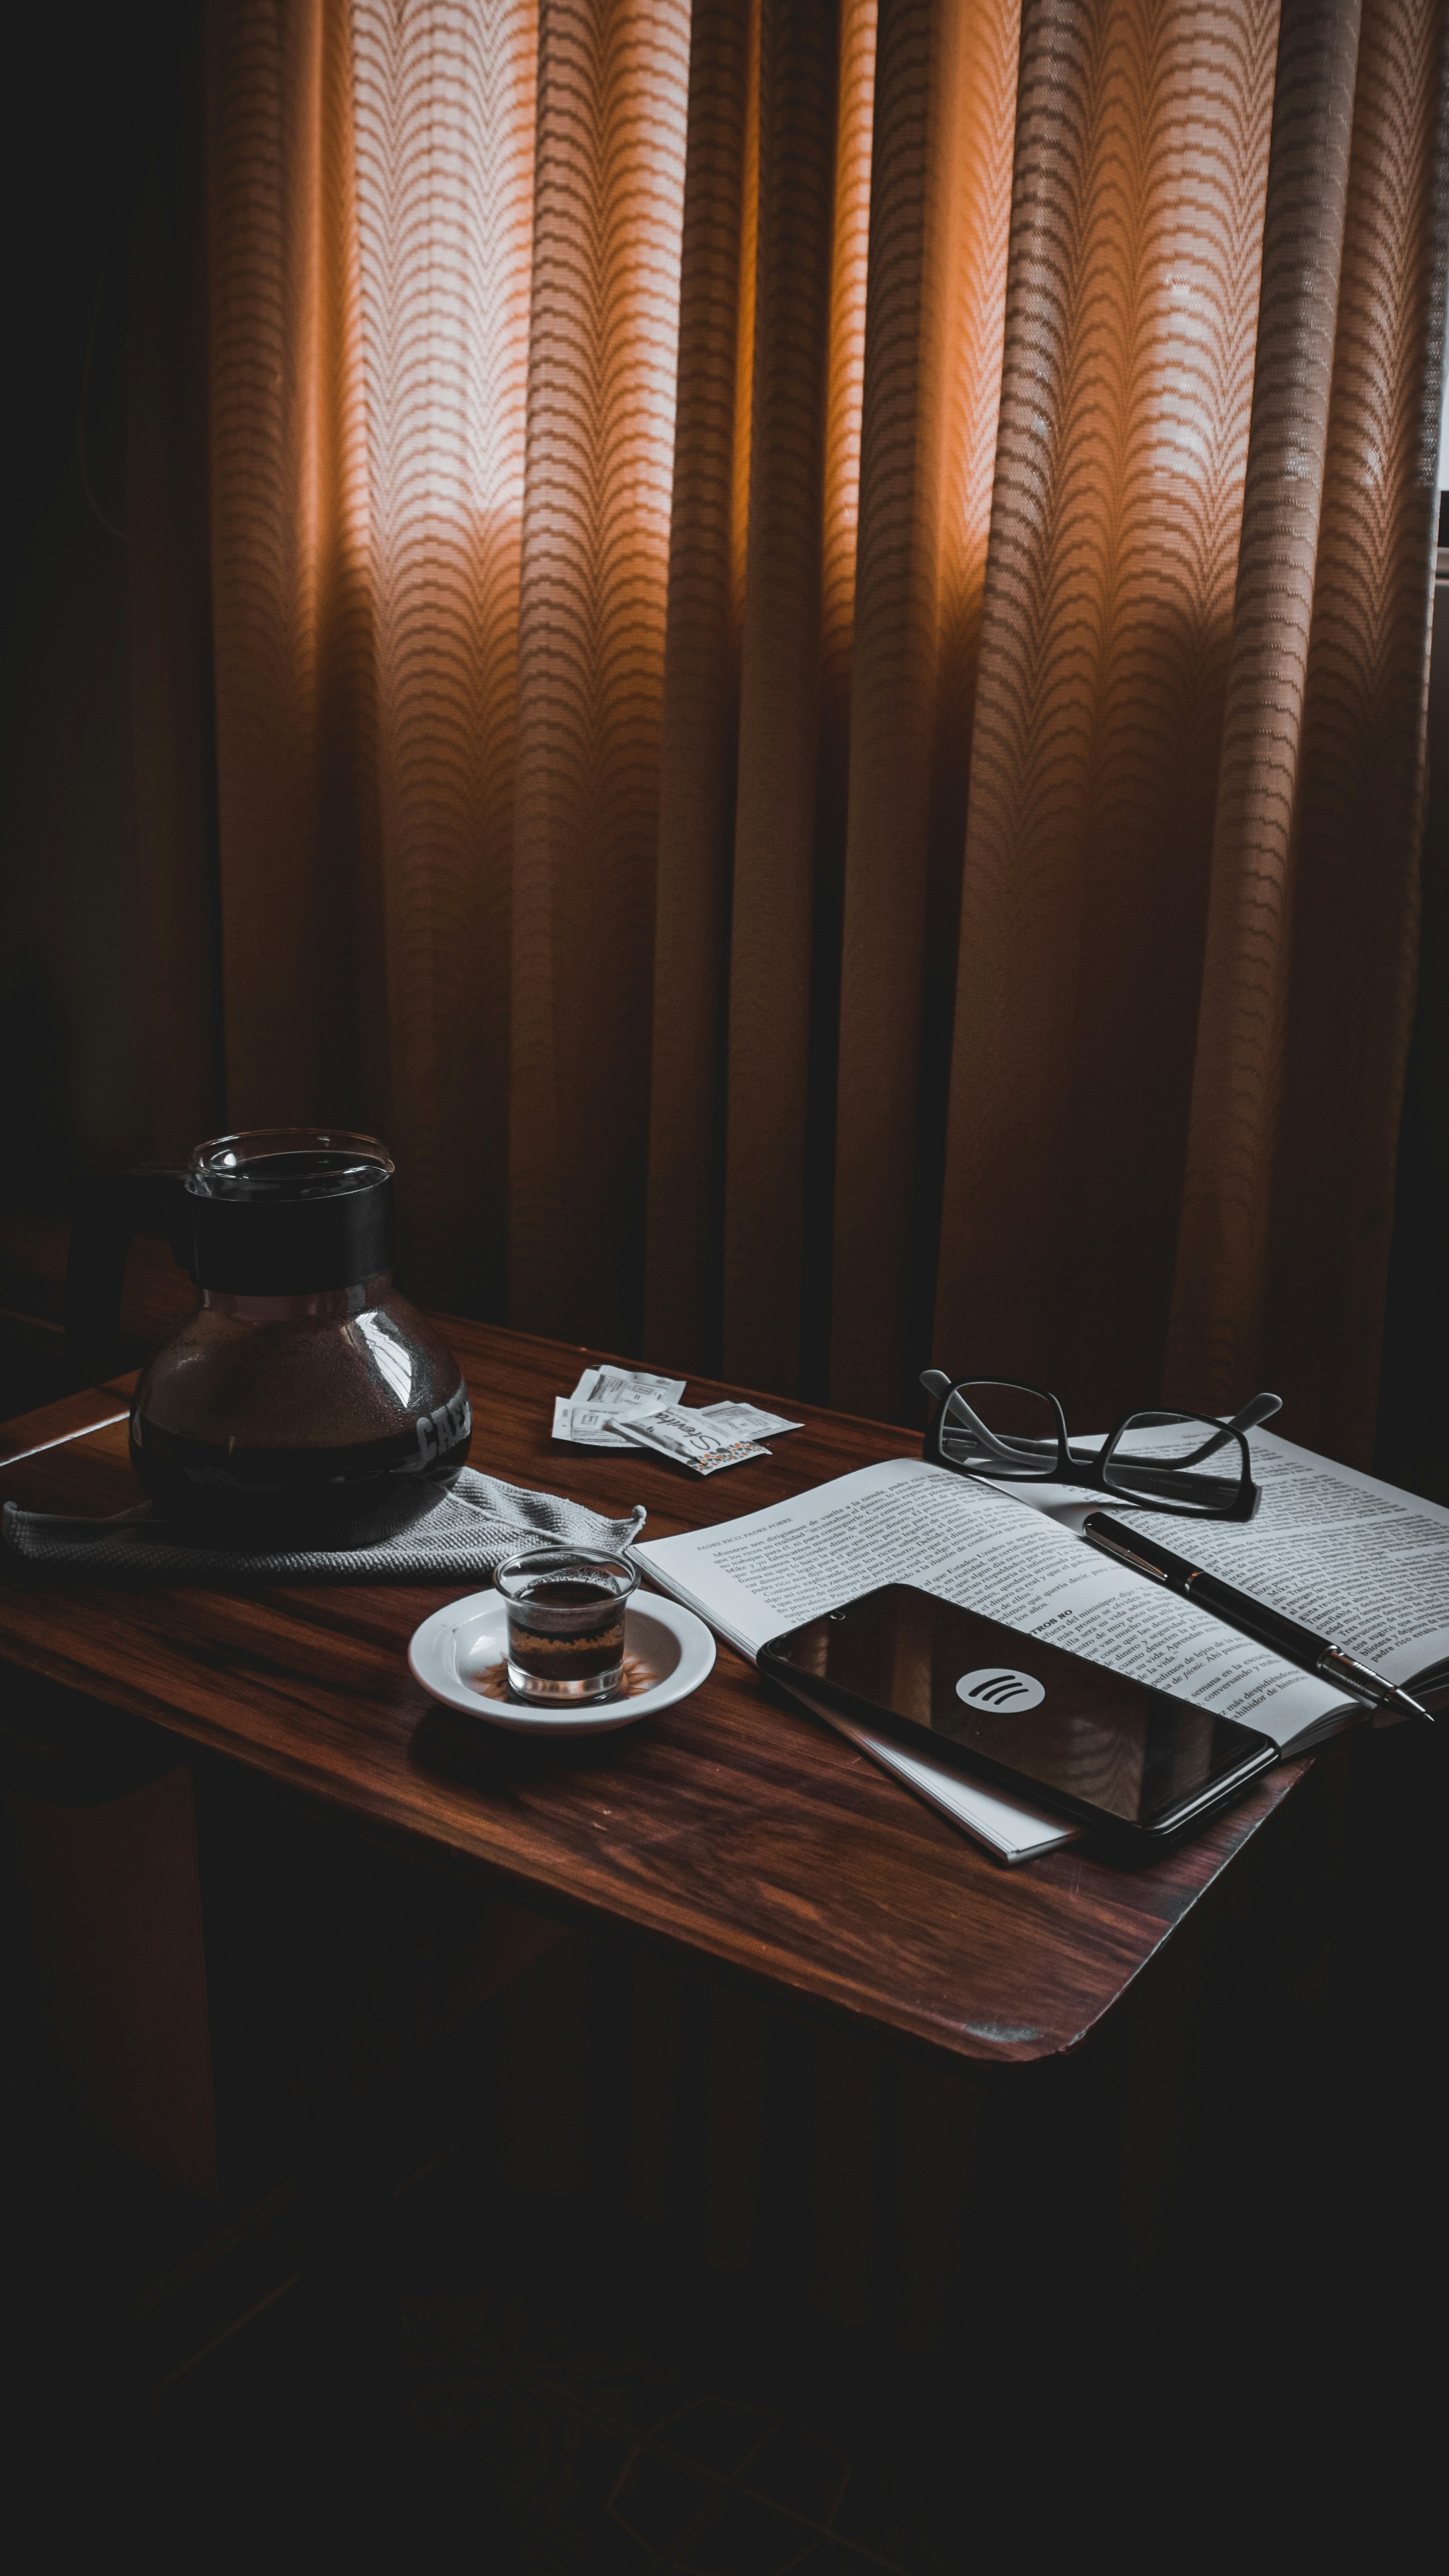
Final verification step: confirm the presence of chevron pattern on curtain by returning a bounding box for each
[198,0,1448,1457]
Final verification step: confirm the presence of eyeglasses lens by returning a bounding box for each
[1104,1412,1246,1513]
[936,1382,1059,1477]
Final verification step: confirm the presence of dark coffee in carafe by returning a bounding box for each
[65,1131,473,1544]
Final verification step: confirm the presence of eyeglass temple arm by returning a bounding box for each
[1119,1392,1281,1467]
[1227,1392,1282,1432]
[921,1372,1283,1459]
[918,1374,1037,1465]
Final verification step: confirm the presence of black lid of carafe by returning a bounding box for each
[186,1131,396,1293]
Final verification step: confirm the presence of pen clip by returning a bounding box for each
[1081,1527,1171,1584]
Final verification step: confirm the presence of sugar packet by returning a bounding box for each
[551,1400,635,1447]
[609,1398,801,1475]
[693,1400,804,1441]
[553,1365,687,1449]
[612,1411,768,1473]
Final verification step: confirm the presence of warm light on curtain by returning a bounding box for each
[200,0,1448,1459]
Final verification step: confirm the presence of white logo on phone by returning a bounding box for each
[956,1668,1045,1712]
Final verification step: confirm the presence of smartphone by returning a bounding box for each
[758,1585,1277,1848]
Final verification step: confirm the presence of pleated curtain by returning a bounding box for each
[196,0,1448,1458]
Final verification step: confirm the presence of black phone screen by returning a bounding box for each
[759,1585,1276,1838]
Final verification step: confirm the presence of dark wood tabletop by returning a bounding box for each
[0,1315,1308,2072]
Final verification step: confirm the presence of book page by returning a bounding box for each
[1111,1428,1449,1684]
[635,1458,1341,1750]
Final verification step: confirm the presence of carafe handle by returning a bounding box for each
[63,1170,194,1385]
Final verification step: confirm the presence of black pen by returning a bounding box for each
[1080,1512,1432,1727]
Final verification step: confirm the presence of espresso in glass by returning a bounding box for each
[495,1547,639,1704]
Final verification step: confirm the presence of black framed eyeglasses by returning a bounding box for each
[921,1374,1283,1521]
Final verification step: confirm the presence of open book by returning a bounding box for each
[633,1431,1449,1855]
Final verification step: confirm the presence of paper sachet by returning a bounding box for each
[552,1365,687,1449]
[609,1398,802,1475]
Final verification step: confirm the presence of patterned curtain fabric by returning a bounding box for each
[197,0,1448,1457]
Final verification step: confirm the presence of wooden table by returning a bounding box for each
[0,1315,1313,2079]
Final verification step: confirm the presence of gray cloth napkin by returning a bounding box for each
[1,1467,646,1583]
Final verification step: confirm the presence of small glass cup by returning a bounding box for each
[494,1545,640,1704]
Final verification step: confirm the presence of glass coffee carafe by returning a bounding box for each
[65,1129,472,1545]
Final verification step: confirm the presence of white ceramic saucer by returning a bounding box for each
[406,1585,715,1735]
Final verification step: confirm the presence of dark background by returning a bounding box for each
[1,4,168,1202]
[0,13,1438,2541]
[2,0,1446,1492]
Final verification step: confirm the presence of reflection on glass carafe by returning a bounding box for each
[65,1129,472,1545]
